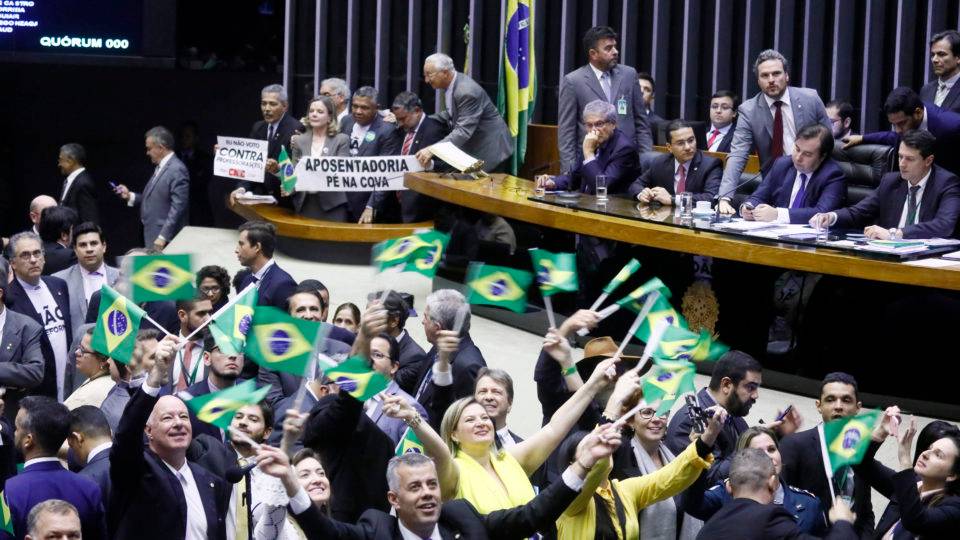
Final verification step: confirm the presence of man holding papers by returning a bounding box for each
[811,129,960,239]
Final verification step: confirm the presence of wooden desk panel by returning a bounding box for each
[405,172,960,290]
[230,202,432,242]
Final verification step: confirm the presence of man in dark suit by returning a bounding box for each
[109,334,230,540]
[184,329,245,442]
[0,258,45,423]
[541,100,639,195]
[57,143,99,224]
[718,49,832,214]
[741,123,846,224]
[114,126,191,250]
[7,396,106,540]
[779,372,876,538]
[340,86,402,223]
[638,72,666,135]
[920,30,960,114]
[697,448,857,540]
[391,91,448,223]
[68,405,114,506]
[706,90,738,153]
[845,87,960,177]
[375,291,428,394]
[37,205,78,275]
[266,424,620,540]
[474,368,525,450]
[558,26,653,173]
[243,84,304,199]
[4,232,72,401]
[629,119,723,204]
[814,129,960,239]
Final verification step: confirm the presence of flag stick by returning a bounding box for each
[631,318,670,375]
[452,304,469,335]
[180,282,259,346]
[577,303,620,336]
[817,423,838,503]
[144,313,176,339]
[543,295,557,330]
[588,292,609,312]
[230,429,262,453]
[611,291,661,362]
[613,399,660,429]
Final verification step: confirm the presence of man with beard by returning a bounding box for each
[778,372,876,538]
[172,296,213,393]
[222,401,280,540]
[665,350,763,486]
[184,329,243,442]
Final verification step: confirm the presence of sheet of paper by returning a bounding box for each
[903,258,960,268]
[427,141,483,172]
[925,238,960,246]
[941,250,960,260]
[715,220,780,232]
[235,193,277,205]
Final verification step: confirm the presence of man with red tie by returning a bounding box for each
[172,295,212,392]
[390,91,448,223]
[705,90,739,153]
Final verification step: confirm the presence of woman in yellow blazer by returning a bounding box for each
[554,404,728,540]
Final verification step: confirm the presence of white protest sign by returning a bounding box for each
[214,136,269,183]
[293,155,424,192]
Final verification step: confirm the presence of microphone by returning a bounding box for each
[225,459,259,484]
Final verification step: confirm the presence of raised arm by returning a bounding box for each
[381,393,459,500]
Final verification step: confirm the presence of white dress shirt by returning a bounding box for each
[398,521,443,540]
[129,152,175,208]
[773,169,813,224]
[172,332,205,388]
[164,460,209,540]
[496,426,518,449]
[0,307,6,350]
[763,88,797,156]
[87,441,113,463]
[81,263,108,303]
[251,259,276,283]
[61,167,86,202]
[898,170,931,229]
[935,71,960,106]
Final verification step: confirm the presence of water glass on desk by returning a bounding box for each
[533,175,552,197]
[595,175,608,201]
[679,192,694,217]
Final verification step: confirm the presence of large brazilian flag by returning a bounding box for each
[497,0,536,174]
[185,379,272,430]
[90,285,146,363]
[129,254,195,302]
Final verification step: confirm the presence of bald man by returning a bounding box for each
[2,195,57,257]
[109,335,230,540]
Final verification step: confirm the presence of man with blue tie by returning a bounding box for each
[7,396,106,540]
[812,129,960,239]
[741,123,846,224]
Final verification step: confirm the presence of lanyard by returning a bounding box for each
[179,345,201,387]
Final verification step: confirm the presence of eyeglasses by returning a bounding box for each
[584,120,609,130]
[710,103,734,111]
[76,346,98,356]
[638,408,668,420]
[16,250,43,261]
[200,285,221,294]
[370,350,389,361]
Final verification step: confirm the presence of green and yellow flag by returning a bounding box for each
[651,326,729,363]
[372,230,450,278]
[465,262,533,313]
[209,285,258,355]
[91,285,146,363]
[603,258,641,295]
[396,426,425,456]
[129,254,195,302]
[244,307,320,375]
[820,410,882,474]
[0,490,12,535]
[496,0,536,174]
[642,359,697,415]
[185,379,271,430]
[325,356,390,402]
[617,277,672,313]
[529,249,577,296]
[278,146,297,192]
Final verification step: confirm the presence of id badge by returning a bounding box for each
[617,96,628,115]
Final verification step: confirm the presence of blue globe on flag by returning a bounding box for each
[269,329,292,356]
[107,310,128,336]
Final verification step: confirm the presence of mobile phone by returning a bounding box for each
[774,404,794,422]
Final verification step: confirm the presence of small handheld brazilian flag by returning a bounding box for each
[129,254,195,302]
[244,307,320,375]
[0,490,13,535]
[819,410,882,474]
[209,285,258,355]
[603,259,642,295]
[185,379,271,430]
[529,249,578,296]
[617,277,672,314]
[325,355,390,401]
[465,262,533,313]
[278,146,297,192]
[372,230,450,278]
[91,285,146,363]
[642,359,697,415]
[396,426,425,456]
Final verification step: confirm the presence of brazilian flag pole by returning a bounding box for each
[183,282,259,343]
[497,0,536,175]
[610,291,662,364]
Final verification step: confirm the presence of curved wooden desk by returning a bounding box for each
[230,202,432,242]
[405,172,960,290]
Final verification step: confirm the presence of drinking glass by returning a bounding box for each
[595,175,608,202]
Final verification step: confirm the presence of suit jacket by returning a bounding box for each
[665,388,748,487]
[397,115,448,223]
[339,115,402,220]
[833,166,960,238]
[745,156,847,223]
[5,460,107,540]
[241,262,298,312]
[0,308,45,422]
[41,241,77,275]
[0,418,15,490]
[53,263,120,338]
[133,154,190,246]
[80,448,113,510]
[292,471,580,540]
[393,331,429,395]
[244,113,305,197]
[434,71,514,172]
[553,128,639,195]
[779,427,875,537]
[61,169,100,224]
[719,86,832,199]
[259,334,351,407]
[863,103,960,176]
[4,275,72,399]
[267,387,318,449]
[109,387,230,540]
[290,130,352,217]
[365,380,428,444]
[302,391,395,523]
[410,334,486,431]
[920,78,960,114]
[558,63,654,173]
[628,150,723,202]
[696,498,856,540]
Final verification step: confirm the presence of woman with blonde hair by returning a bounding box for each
[288,94,351,221]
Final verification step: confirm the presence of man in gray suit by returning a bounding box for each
[114,126,190,249]
[52,222,119,339]
[416,53,514,173]
[717,49,831,214]
[557,26,653,174]
[0,257,46,422]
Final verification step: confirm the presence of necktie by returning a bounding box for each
[60,178,70,201]
[676,162,687,194]
[177,341,194,392]
[600,72,613,102]
[267,124,275,141]
[771,100,785,158]
[707,128,722,150]
[906,184,921,226]
[936,83,948,107]
[414,361,435,401]
[401,130,416,155]
[235,458,250,540]
[791,173,808,209]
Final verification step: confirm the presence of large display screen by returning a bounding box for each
[0,0,144,56]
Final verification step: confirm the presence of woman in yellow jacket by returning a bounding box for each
[555,404,728,540]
